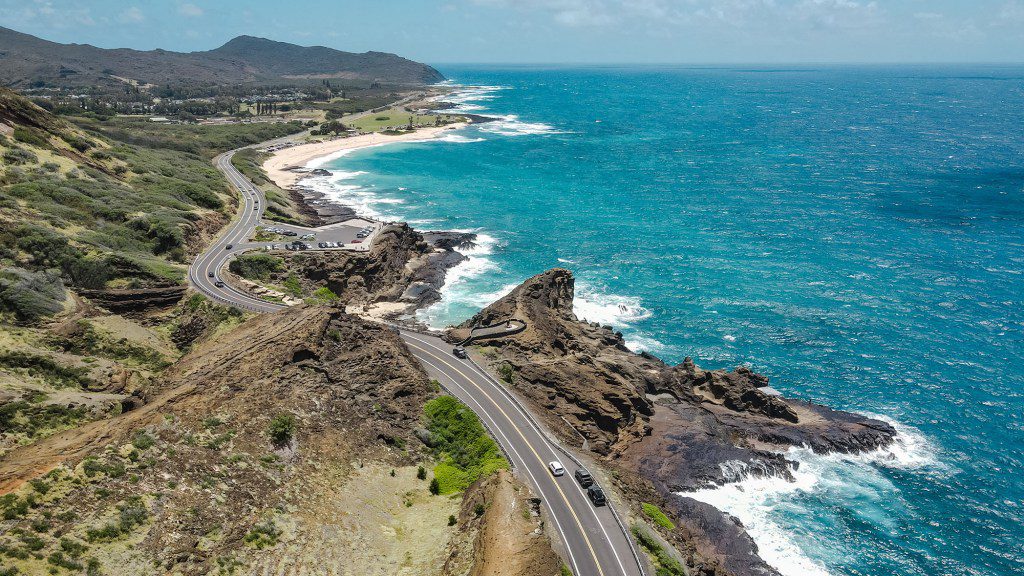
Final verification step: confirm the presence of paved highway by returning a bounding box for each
[190,137,646,576]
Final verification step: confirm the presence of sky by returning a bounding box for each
[2,0,1023,64]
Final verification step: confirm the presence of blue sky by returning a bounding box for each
[2,0,1023,64]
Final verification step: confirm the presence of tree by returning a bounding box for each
[429,478,440,495]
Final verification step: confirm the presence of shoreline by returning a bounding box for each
[262,123,469,190]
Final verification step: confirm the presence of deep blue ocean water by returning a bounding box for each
[309,66,1024,576]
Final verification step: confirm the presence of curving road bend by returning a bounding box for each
[190,142,646,576]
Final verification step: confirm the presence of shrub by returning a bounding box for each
[417,466,427,480]
[429,478,440,495]
[243,521,280,549]
[3,147,37,165]
[268,413,296,444]
[228,254,283,281]
[473,503,485,517]
[632,526,685,576]
[496,362,515,384]
[424,396,508,494]
[131,430,156,451]
[447,514,457,526]
[282,275,302,297]
[0,267,66,323]
[642,503,676,530]
[308,286,339,305]
[13,127,49,148]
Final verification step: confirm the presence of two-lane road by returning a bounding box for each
[190,140,646,576]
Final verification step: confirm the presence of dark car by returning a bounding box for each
[214,281,225,288]
[574,468,594,488]
[283,231,297,237]
[225,244,233,250]
[452,346,468,359]
[587,485,606,506]
[207,271,214,278]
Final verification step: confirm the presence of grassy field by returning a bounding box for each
[347,108,453,132]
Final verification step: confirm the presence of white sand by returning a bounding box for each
[263,124,467,189]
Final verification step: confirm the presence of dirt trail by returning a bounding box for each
[469,470,562,576]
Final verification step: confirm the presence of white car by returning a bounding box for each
[548,461,565,477]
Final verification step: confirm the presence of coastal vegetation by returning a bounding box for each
[423,396,508,494]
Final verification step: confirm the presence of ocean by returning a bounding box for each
[306,65,1024,576]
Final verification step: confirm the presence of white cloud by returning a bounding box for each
[178,3,204,17]
[119,6,144,24]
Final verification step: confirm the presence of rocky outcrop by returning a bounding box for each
[453,268,897,576]
[78,285,186,317]
[280,223,474,314]
[453,269,657,455]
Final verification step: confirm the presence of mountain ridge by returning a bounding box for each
[0,26,444,87]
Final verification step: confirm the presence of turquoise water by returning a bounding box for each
[311,66,1024,576]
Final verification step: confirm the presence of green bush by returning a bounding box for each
[3,147,37,165]
[282,275,302,297]
[243,521,280,549]
[0,267,66,323]
[429,478,440,495]
[642,503,676,530]
[417,466,427,480]
[496,362,515,384]
[447,514,457,526]
[632,526,685,576]
[228,254,283,281]
[268,413,296,444]
[424,396,508,494]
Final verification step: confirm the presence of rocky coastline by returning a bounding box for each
[448,268,897,576]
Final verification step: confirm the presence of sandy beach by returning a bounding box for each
[262,124,467,189]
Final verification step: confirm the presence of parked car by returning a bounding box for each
[548,461,565,477]
[352,239,363,244]
[298,243,309,250]
[283,231,297,237]
[318,242,327,248]
[453,346,468,359]
[587,485,607,506]
[574,468,594,488]
[286,244,296,251]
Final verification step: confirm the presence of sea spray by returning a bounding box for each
[683,422,941,576]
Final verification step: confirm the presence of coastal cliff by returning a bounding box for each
[452,268,897,576]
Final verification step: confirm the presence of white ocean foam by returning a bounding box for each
[417,232,515,328]
[303,176,402,221]
[683,420,940,576]
[573,286,652,326]
[686,461,833,576]
[557,257,576,264]
[479,114,565,137]
[437,134,487,143]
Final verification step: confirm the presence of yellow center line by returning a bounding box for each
[405,340,608,576]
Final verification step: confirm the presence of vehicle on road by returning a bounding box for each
[587,485,607,506]
[207,271,214,278]
[453,346,468,359]
[214,281,225,288]
[574,468,594,488]
[548,461,565,477]
[225,244,233,250]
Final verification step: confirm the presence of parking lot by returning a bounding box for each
[253,218,381,251]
